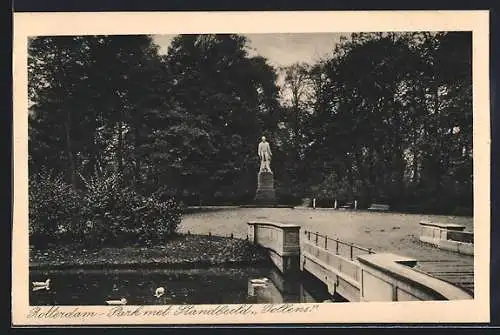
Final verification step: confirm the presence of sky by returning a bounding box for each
[152,33,345,67]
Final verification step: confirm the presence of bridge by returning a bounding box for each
[248,220,473,302]
[247,220,301,274]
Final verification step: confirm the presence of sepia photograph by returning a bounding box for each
[12,11,490,325]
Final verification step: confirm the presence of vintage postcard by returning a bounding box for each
[12,10,490,325]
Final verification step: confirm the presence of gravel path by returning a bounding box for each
[179,207,474,262]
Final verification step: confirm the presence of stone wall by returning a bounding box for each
[419,221,474,255]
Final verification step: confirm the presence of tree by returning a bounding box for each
[29,35,167,190]
[154,34,281,203]
[301,32,472,213]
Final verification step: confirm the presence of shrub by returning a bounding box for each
[80,170,182,248]
[79,170,133,246]
[29,169,82,248]
[133,193,182,244]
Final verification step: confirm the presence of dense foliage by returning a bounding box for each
[29,169,81,246]
[29,168,181,248]
[79,170,181,248]
[275,32,472,214]
[28,31,473,247]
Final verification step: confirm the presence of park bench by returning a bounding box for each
[367,203,390,211]
[339,202,354,209]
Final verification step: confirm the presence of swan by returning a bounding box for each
[32,286,49,292]
[105,298,127,305]
[250,278,269,285]
[32,279,50,286]
[32,279,50,290]
[154,287,165,298]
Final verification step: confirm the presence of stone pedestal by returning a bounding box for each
[254,171,276,205]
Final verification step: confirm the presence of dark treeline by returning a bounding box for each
[29,32,472,218]
[277,32,472,215]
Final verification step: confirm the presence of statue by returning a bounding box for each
[258,136,272,173]
[254,135,276,205]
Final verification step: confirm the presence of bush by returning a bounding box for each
[29,169,82,248]
[80,170,182,248]
[29,167,183,249]
[133,193,182,244]
[79,170,135,246]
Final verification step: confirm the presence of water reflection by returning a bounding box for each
[30,266,333,305]
[247,272,319,304]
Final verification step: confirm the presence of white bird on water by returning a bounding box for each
[250,278,269,285]
[32,279,50,291]
[154,287,165,298]
[105,298,127,305]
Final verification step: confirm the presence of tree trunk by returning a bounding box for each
[117,121,123,173]
[133,121,141,187]
[64,109,78,190]
[433,83,443,193]
[88,114,99,176]
[412,147,419,183]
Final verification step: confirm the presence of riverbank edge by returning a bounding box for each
[29,258,273,271]
[29,234,272,271]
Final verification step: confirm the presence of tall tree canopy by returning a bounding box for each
[289,32,473,214]
[29,34,281,204]
[29,35,165,188]
[149,34,281,203]
[28,32,472,214]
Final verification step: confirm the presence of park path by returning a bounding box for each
[179,207,475,292]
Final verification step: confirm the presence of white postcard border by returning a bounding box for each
[12,10,491,325]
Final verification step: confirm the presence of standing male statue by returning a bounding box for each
[255,135,276,205]
[258,136,272,173]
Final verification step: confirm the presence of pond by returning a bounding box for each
[30,266,339,305]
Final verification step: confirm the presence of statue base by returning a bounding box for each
[254,171,276,205]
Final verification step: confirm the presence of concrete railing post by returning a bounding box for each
[247,220,300,275]
[419,221,473,256]
[247,222,256,244]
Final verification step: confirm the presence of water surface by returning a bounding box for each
[30,266,335,305]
